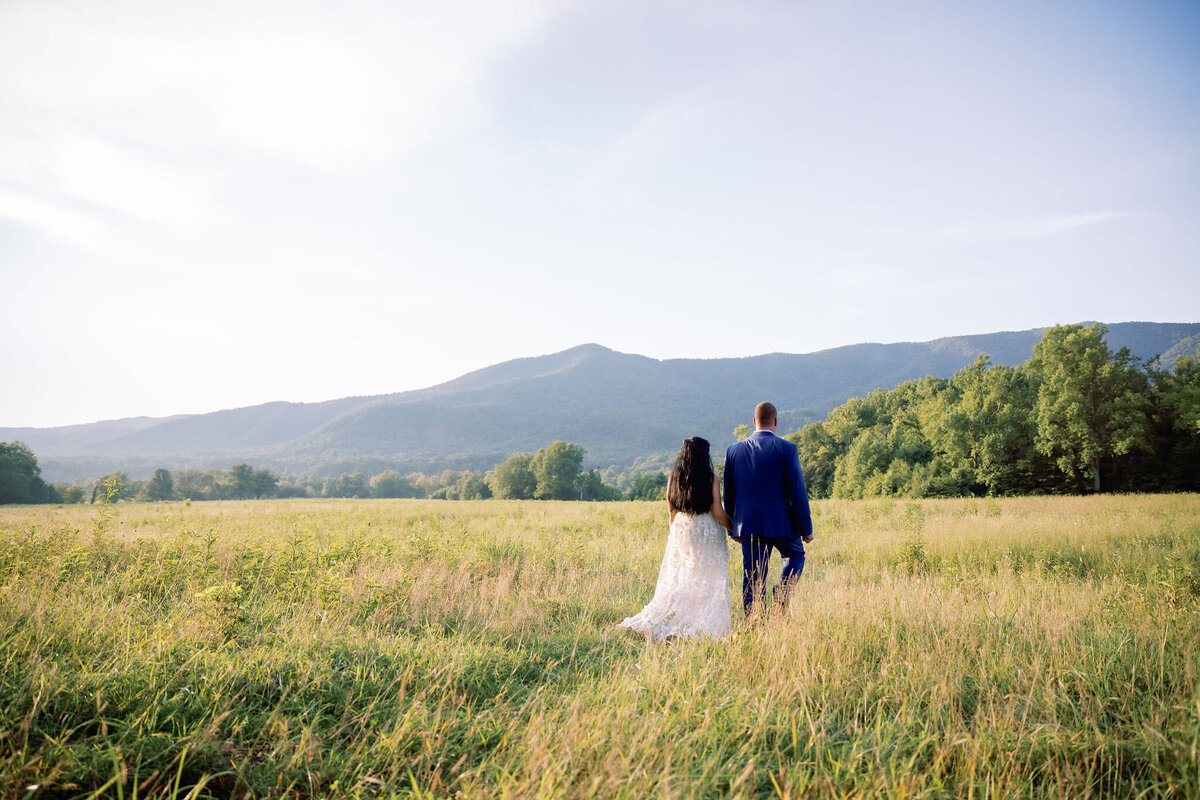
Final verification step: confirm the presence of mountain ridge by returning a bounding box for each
[7,321,1197,482]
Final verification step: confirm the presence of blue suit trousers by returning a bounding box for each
[740,535,805,614]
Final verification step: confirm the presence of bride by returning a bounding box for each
[618,437,734,639]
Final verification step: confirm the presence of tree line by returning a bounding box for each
[785,324,1200,498]
[68,464,283,504]
[2,442,666,505]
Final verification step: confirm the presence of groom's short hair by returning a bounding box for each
[754,402,777,426]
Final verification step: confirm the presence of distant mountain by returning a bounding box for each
[7,321,1197,482]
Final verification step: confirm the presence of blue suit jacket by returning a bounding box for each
[724,430,813,545]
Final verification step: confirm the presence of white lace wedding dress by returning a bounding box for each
[618,511,732,639]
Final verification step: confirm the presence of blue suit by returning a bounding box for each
[724,429,813,612]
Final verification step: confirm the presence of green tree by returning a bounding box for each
[371,470,418,498]
[923,358,1046,495]
[532,441,586,500]
[0,441,58,504]
[275,481,310,498]
[144,468,175,501]
[58,484,86,504]
[91,472,128,504]
[733,424,752,442]
[627,471,668,501]
[1133,344,1200,493]
[806,378,951,499]
[831,429,892,499]
[577,469,623,501]
[251,468,278,499]
[410,473,436,498]
[487,453,538,499]
[175,469,205,501]
[230,464,256,499]
[324,471,369,498]
[1030,324,1151,491]
[432,470,491,500]
[454,472,492,500]
[787,422,838,499]
[1159,345,1200,436]
[824,395,880,445]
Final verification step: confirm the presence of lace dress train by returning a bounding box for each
[618,512,732,640]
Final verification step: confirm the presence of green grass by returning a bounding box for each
[1,495,1198,798]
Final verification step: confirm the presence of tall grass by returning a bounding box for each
[1,495,1197,798]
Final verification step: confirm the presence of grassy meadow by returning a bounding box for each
[1,494,1198,799]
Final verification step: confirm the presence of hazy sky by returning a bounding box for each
[3,0,1198,428]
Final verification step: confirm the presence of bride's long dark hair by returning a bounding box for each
[668,437,714,515]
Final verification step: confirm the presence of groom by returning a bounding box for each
[724,401,814,614]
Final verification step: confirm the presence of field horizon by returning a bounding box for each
[2,494,1198,798]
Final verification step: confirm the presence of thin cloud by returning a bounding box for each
[920,210,1149,248]
[0,188,138,262]
[1031,210,1148,236]
[573,88,714,193]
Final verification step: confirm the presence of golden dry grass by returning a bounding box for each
[1,494,1197,798]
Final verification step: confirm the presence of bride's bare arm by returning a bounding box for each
[667,474,677,524]
[710,473,733,531]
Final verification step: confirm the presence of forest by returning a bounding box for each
[788,324,1200,498]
